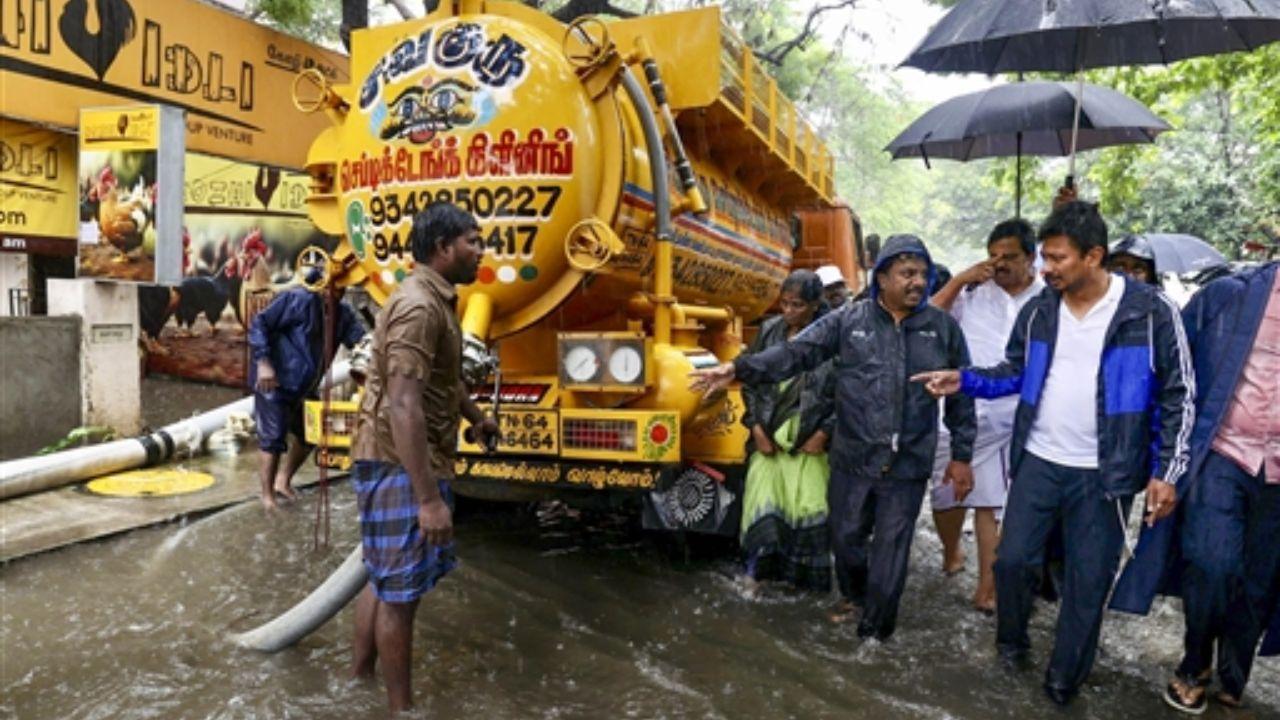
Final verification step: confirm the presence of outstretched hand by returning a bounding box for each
[910,369,961,398]
[689,362,736,395]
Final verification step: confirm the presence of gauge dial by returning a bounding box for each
[608,345,643,383]
[564,345,601,383]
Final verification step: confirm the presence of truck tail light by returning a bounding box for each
[561,418,636,452]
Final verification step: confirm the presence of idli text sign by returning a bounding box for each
[0,0,348,169]
[0,119,78,255]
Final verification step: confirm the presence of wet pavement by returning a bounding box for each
[3,455,1277,719]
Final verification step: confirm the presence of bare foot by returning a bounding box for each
[943,554,966,576]
[827,599,859,624]
[273,483,298,502]
[972,599,996,616]
[260,493,279,511]
[734,574,762,600]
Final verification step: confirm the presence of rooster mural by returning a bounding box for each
[86,165,154,260]
[79,155,160,282]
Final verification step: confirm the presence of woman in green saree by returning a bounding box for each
[739,270,836,592]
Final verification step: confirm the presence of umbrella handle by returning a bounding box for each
[1065,174,1075,190]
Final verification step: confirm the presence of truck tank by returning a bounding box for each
[299,0,854,533]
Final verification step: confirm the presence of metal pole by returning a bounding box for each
[1016,132,1023,218]
[1067,72,1084,185]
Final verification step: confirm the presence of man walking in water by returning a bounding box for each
[928,219,1043,614]
[249,279,365,510]
[914,201,1194,705]
[348,202,496,713]
[692,234,976,641]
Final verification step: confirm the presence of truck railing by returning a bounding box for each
[718,30,835,201]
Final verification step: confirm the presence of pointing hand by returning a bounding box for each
[910,369,961,397]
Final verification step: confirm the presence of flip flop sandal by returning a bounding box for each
[1163,677,1208,715]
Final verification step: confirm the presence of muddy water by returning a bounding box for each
[2,477,1277,720]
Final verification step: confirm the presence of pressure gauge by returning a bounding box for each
[608,345,644,384]
[564,345,601,383]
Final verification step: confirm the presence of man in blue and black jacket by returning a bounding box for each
[692,234,977,641]
[248,279,365,510]
[915,202,1194,705]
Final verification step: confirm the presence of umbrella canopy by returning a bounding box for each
[903,0,1280,74]
[1123,233,1228,274]
[885,81,1169,162]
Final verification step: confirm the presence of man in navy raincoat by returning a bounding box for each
[1119,261,1279,714]
[692,234,976,641]
[248,279,365,510]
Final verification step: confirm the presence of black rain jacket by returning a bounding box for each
[735,235,976,480]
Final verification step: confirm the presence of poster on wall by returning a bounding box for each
[0,120,79,256]
[77,104,185,283]
[138,152,336,387]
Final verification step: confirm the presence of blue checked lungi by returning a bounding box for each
[352,460,458,603]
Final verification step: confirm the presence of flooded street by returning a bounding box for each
[4,454,1277,720]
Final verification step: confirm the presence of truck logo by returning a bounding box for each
[359,22,529,114]
[378,78,478,144]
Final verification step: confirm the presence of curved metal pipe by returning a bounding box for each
[229,544,368,652]
[619,66,674,345]
[0,361,353,500]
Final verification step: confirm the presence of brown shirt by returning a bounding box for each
[352,266,462,477]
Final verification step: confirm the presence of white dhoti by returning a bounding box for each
[930,399,1015,519]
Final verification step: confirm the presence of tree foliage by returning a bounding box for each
[919,0,1279,256]
[1080,46,1280,256]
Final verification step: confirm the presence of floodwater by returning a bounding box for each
[4,461,1278,720]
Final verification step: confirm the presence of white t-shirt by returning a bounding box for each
[952,277,1045,433]
[1025,274,1126,469]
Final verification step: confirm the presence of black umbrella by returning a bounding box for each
[885,81,1169,215]
[903,0,1280,75]
[901,0,1280,184]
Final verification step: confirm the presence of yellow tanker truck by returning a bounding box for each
[298,0,863,534]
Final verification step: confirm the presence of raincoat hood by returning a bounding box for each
[870,233,937,310]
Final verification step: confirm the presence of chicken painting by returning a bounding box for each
[87,165,154,261]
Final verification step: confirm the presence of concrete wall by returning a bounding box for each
[0,316,81,459]
[48,279,142,438]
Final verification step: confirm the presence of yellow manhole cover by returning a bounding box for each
[86,469,216,498]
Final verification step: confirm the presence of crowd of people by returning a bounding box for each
[249,198,1276,714]
[693,198,1279,712]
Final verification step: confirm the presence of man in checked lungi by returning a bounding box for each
[348,202,497,714]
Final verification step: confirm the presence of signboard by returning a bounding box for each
[0,0,348,169]
[0,118,78,255]
[139,151,335,387]
[77,104,184,283]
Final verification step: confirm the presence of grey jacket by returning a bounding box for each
[734,236,976,480]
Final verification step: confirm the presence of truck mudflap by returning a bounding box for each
[642,462,744,536]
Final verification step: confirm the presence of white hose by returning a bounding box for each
[228,544,368,652]
[0,361,352,499]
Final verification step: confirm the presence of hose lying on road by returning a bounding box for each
[229,544,368,652]
[0,361,352,500]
